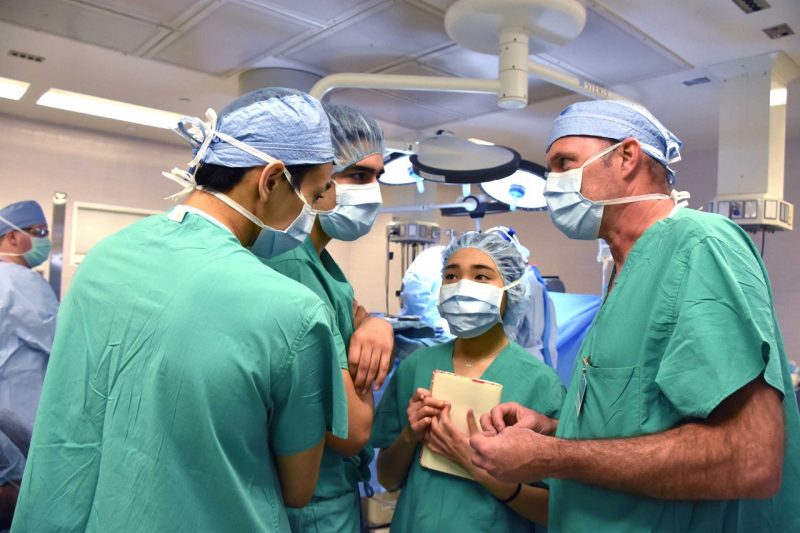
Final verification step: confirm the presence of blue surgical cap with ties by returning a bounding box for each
[0,201,47,237]
[546,100,683,183]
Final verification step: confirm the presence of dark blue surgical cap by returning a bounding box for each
[0,201,46,237]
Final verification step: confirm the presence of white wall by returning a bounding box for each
[2,111,797,360]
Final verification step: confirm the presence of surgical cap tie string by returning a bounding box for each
[162,108,307,205]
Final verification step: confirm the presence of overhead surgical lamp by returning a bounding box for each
[410,132,521,184]
[381,153,425,192]
[480,160,548,211]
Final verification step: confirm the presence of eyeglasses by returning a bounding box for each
[23,226,49,238]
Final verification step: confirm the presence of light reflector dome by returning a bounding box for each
[380,153,422,186]
[480,160,547,211]
[410,133,520,184]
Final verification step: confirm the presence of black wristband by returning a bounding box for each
[499,483,522,504]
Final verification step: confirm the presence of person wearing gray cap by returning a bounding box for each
[470,100,799,532]
[0,200,58,427]
[12,88,349,532]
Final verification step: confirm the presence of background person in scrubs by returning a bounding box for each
[374,232,565,532]
[472,100,800,532]
[0,200,58,427]
[12,88,348,533]
[264,104,391,532]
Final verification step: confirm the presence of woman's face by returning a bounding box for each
[442,247,507,315]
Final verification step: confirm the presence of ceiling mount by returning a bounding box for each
[444,0,586,55]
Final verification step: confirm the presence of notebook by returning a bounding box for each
[419,369,503,480]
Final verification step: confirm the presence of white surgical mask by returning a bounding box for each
[318,182,383,241]
[438,278,521,339]
[544,142,688,240]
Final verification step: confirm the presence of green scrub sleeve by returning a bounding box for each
[534,370,566,419]
[371,358,413,449]
[272,301,349,456]
[268,257,349,370]
[655,236,786,419]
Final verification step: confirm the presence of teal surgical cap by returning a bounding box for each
[546,100,682,183]
[323,103,385,173]
[0,201,46,237]
[175,87,334,168]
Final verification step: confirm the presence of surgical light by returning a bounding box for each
[0,76,30,100]
[410,133,520,184]
[480,160,548,211]
[380,153,423,186]
[37,88,185,129]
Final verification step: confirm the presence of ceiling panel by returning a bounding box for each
[282,2,452,73]
[597,0,800,67]
[0,0,161,54]
[537,7,691,86]
[246,0,385,24]
[420,45,498,79]
[84,0,200,24]
[379,61,500,118]
[154,2,316,75]
[329,88,460,129]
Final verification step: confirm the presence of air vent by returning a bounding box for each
[9,50,45,63]
[763,24,794,40]
[683,76,712,86]
[732,0,770,14]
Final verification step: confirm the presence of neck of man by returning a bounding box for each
[309,218,332,256]
[601,193,676,271]
[183,190,259,246]
[454,322,509,364]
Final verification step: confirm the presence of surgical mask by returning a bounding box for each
[0,215,52,268]
[162,108,318,257]
[318,182,382,241]
[544,142,684,240]
[438,278,521,339]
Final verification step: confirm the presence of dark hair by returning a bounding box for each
[193,163,321,193]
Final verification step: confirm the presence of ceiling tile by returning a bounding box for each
[82,0,199,24]
[536,8,690,86]
[245,0,384,24]
[154,3,316,75]
[420,45,498,79]
[329,88,460,129]
[0,0,161,54]
[379,61,500,117]
[282,2,451,73]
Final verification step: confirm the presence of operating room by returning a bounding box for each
[0,0,799,531]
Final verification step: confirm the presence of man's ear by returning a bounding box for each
[258,161,286,201]
[618,137,643,179]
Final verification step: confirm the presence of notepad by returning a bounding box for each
[420,370,503,480]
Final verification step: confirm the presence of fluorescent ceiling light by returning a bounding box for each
[37,88,185,129]
[0,76,30,100]
[770,87,787,107]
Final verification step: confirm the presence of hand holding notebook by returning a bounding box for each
[420,370,503,480]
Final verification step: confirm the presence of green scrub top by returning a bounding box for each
[550,208,800,532]
[373,339,565,533]
[12,208,348,533]
[266,237,372,533]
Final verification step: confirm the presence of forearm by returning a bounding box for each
[544,380,784,499]
[326,375,375,457]
[377,426,419,490]
[473,469,548,525]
